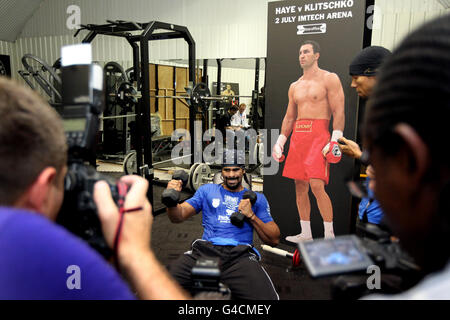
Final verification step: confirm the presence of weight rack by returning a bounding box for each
[76,20,197,206]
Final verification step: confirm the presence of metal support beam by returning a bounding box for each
[75,20,198,209]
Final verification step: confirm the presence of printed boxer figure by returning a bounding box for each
[273,40,345,242]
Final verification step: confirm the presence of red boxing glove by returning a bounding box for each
[325,141,342,163]
[272,153,285,163]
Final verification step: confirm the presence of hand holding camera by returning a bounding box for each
[55,44,153,261]
[337,136,362,159]
[95,175,152,267]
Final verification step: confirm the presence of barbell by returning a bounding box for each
[123,151,213,192]
[123,142,264,190]
[111,81,252,113]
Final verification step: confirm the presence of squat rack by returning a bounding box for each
[76,20,196,205]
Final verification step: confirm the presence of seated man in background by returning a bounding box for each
[215,105,240,148]
[0,77,187,300]
[231,103,251,151]
[216,106,239,133]
[361,14,450,299]
[165,150,280,300]
[230,103,250,130]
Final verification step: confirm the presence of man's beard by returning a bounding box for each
[223,176,242,190]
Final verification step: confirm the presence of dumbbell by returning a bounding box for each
[230,190,257,227]
[161,170,189,208]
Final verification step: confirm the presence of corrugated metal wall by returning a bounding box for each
[0,40,13,56]
[5,0,450,88]
[9,0,271,89]
[372,0,450,50]
[207,65,266,108]
[18,0,269,58]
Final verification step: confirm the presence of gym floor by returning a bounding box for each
[152,211,334,300]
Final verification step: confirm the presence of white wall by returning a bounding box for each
[372,0,450,50]
[9,0,272,87]
[206,65,265,108]
[0,40,13,56]
[5,0,450,92]
[18,0,271,57]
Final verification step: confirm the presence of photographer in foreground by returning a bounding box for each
[361,14,450,299]
[0,76,187,300]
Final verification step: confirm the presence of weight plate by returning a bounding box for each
[117,81,137,111]
[125,67,135,82]
[191,163,211,191]
[123,150,137,174]
[104,61,130,115]
[188,163,200,191]
[191,82,211,113]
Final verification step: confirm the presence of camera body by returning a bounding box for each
[337,222,424,299]
[190,257,231,299]
[54,44,123,258]
[299,221,423,299]
[57,162,120,258]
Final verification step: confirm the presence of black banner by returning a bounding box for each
[265,0,372,242]
[0,54,11,77]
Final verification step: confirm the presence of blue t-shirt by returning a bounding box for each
[186,184,273,246]
[358,178,384,225]
[0,207,135,300]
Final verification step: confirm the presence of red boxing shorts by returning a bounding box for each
[282,119,331,184]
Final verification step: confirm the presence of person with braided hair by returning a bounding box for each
[361,14,450,299]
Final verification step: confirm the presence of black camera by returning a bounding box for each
[190,257,231,299]
[54,44,125,258]
[298,222,424,299]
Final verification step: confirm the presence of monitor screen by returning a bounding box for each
[63,118,86,132]
[298,235,374,278]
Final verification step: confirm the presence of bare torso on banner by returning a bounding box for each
[292,69,333,121]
